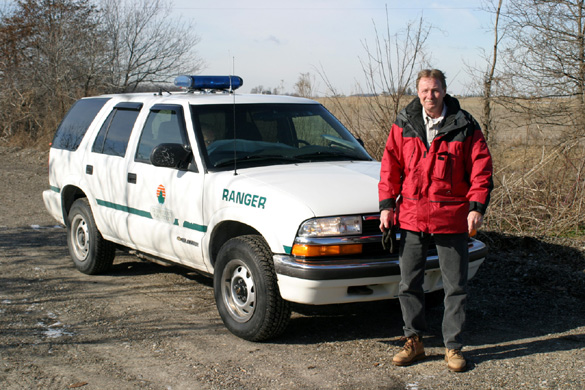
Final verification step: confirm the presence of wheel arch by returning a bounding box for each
[208,220,260,268]
[61,185,88,227]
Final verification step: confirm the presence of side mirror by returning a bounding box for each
[150,143,192,169]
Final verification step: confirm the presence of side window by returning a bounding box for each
[135,105,188,163]
[52,98,110,151]
[92,102,142,157]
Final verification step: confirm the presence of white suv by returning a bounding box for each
[43,75,487,341]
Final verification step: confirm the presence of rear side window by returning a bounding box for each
[52,98,111,151]
[92,103,142,157]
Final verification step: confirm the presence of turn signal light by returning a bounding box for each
[291,244,363,257]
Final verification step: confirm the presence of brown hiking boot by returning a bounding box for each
[445,349,467,372]
[392,335,426,366]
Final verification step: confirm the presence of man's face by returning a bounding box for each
[417,77,446,118]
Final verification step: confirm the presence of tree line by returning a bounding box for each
[0,0,202,145]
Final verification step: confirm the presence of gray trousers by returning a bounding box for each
[398,229,469,350]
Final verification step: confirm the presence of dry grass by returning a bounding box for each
[320,95,585,238]
[2,92,583,238]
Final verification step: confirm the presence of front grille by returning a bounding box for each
[360,214,438,257]
[362,214,381,235]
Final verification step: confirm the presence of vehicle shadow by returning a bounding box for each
[6,226,584,361]
[277,231,585,360]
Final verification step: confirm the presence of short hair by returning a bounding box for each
[416,69,447,90]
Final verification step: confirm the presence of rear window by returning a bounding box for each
[92,103,142,157]
[52,98,111,151]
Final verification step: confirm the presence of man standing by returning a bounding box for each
[378,69,493,372]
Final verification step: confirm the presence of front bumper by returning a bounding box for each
[273,238,487,305]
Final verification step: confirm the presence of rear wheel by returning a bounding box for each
[214,235,291,341]
[67,198,115,275]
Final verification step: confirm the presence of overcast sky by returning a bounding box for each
[171,0,495,95]
[0,0,495,95]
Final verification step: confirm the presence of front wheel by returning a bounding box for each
[214,235,291,341]
[67,198,115,275]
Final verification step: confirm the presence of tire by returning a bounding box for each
[67,198,116,275]
[214,235,291,341]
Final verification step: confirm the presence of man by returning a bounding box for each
[378,69,493,372]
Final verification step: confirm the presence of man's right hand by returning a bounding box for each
[379,209,394,232]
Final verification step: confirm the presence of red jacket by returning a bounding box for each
[378,95,493,234]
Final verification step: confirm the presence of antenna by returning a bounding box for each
[232,56,238,176]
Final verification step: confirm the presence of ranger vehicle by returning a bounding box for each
[43,75,487,341]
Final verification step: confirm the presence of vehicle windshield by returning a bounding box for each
[190,103,372,170]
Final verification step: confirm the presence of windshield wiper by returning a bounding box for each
[295,150,364,162]
[213,154,302,167]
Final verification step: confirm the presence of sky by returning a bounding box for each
[170,0,496,96]
[0,0,496,96]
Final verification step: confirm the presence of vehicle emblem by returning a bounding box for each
[157,184,166,204]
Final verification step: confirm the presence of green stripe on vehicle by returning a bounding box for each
[50,186,60,193]
[96,199,152,218]
[183,221,207,232]
[96,198,208,232]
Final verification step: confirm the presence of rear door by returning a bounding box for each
[84,102,142,243]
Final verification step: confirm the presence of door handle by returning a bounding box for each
[128,173,137,184]
[86,165,93,175]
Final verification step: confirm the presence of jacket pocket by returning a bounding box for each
[431,152,449,180]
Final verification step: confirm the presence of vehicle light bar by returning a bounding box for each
[174,75,243,91]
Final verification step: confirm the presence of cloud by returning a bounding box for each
[256,35,284,45]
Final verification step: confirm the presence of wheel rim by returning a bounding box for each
[70,214,90,262]
[221,259,256,323]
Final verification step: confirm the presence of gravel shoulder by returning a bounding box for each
[1,146,584,389]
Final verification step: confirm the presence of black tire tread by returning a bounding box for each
[214,235,291,341]
[68,198,116,275]
[241,235,291,341]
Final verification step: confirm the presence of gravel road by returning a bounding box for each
[1,146,584,389]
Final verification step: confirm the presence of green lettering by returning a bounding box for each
[222,188,267,209]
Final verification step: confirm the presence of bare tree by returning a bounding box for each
[469,0,585,236]
[293,72,316,98]
[359,12,430,121]
[0,0,204,144]
[0,0,106,143]
[497,0,585,140]
[319,9,431,160]
[100,0,203,92]
[481,0,504,144]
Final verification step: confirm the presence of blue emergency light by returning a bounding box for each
[174,75,243,91]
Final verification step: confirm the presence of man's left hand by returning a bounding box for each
[468,211,483,236]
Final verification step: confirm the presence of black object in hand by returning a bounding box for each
[381,226,397,253]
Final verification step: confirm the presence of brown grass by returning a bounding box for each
[320,96,585,238]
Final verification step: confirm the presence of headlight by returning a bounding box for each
[298,216,362,237]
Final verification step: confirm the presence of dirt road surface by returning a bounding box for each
[1,146,584,389]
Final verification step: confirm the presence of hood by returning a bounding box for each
[235,160,381,217]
